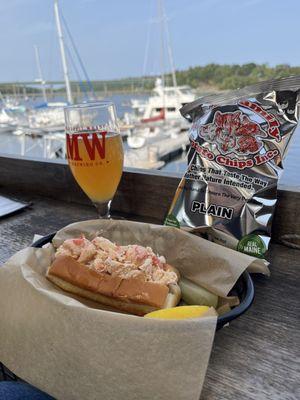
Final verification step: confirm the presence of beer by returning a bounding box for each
[67,132,123,203]
[64,101,123,218]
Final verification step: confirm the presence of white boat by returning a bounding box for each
[126,78,195,150]
[126,122,184,150]
[126,0,195,144]
[127,136,146,149]
[0,109,18,133]
[129,0,196,126]
[13,104,66,137]
[0,124,16,134]
[131,78,195,122]
[27,105,65,134]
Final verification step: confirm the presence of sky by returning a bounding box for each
[0,0,300,83]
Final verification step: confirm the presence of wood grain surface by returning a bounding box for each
[0,192,299,399]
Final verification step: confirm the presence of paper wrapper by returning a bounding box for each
[0,219,269,400]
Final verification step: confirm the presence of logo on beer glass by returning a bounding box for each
[66,132,107,161]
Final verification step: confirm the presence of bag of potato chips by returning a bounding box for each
[165,76,300,258]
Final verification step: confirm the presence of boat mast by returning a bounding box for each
[34,45,48,103]
[161,1,177,88]
[158,0,165,117]
[54,0,73,104]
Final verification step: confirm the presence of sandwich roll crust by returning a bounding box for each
[47,255,181,315]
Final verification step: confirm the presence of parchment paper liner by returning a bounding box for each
[0,219,269,400]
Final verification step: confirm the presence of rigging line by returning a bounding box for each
[60,12,96,99]
[141,0,155,90]
[161,1,177,88]
[65,44,89,101]
[141,19,152,90]
[158,0,165,89]
[47,12,55,92]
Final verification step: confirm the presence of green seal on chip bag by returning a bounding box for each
[237,234,266,258]
[164,214,180,228]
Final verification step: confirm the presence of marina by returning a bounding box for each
[0,92,299,189]
[0,0,197,173]
[0,0,299,188]
[0,91,191,169]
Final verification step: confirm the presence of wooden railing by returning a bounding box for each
[0,154,299,243]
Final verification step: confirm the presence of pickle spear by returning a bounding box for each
[179,277,218,308]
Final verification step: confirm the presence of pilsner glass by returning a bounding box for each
[64,102,124,218]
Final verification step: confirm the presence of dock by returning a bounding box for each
[124,133,189,169]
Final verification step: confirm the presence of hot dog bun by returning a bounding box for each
[47,255,181,316]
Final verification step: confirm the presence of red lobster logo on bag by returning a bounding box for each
[200,110,267,156]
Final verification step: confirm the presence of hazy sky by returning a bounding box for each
[0,0,299,82]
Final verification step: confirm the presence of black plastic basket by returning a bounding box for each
[0,233,254,381]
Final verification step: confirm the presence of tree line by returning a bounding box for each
[1,63,300,95]
[174,63,300,90]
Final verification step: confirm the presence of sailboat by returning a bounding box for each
[17,0,96,138]
[0,88,28,134]
[26,44,67,134]
[0,109,18,133]
[26,0,72,134]
[127,0,195,149]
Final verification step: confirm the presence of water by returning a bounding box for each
[161,131,300,190]
[1,93,299,190]
[161,130,300,186]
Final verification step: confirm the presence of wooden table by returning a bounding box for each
[0,155,299,399]
[0,190,299,400]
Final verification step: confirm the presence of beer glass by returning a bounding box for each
[64,102,124,218]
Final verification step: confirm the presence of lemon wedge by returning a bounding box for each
[144,305,211,320]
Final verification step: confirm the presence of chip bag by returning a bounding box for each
[165,76,300,258]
